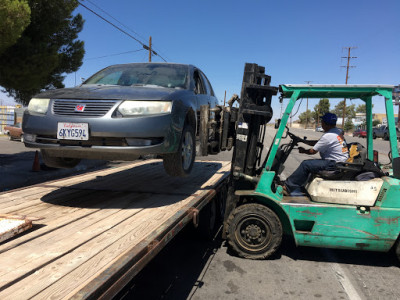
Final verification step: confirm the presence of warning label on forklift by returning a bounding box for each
[237,134,248,142]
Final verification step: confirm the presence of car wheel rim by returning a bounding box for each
[181,130,193,170]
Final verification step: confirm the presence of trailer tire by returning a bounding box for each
[226,203,282,260]
[41,150,81,169]
[163,124,195,177]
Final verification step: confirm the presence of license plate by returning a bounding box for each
[57,122,89,140]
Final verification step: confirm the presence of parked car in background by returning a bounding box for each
[4,123,24,142]
[315,126,324,132]
[352,128,367,138]
[23,63,219,177]
[373,125,400,140]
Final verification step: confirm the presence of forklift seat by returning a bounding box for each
[316,143,368,181]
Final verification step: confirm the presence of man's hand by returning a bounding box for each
[299,147,318,155]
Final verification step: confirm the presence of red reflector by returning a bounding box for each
[373,150,379,163]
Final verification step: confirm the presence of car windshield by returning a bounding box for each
[84,63,189,89]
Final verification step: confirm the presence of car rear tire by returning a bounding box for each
[41,149,81,169]
[226,203,283,260]
[163,124,195,177]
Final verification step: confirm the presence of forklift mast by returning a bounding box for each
[200,63,277,230]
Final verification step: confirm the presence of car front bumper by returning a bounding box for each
[22,110,183,160]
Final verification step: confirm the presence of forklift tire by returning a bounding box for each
[395,238,400,262]
[226,203,282,260]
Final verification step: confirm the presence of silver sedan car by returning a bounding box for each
[23,63,218,177]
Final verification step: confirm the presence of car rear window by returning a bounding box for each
[85,64,189,89]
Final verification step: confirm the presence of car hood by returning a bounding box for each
[35,85,190,100]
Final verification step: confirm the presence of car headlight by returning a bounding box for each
[117,101,172,116]
[28,98,50,114]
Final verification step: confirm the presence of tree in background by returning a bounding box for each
[355,103,374,113]
[0,0,84,106]
[373,119,381,127]
[344,118,354,132]
[333,100,356,119]
[298,109,313,124]
[312,98,330,126]
[0,0,31,54]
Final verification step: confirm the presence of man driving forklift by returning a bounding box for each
[283,112,349,196]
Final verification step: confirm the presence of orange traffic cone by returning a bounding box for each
[32,150,40,172]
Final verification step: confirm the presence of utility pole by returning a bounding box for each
[305,81,313,129]
[148,36,152,62]
[341,46,357,128]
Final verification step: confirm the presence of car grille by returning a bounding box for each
[53,99,118,117]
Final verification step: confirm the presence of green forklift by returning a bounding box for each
[200,63,400,261]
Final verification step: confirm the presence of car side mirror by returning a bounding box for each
[275,119,281,129]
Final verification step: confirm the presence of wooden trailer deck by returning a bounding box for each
[0,159,230,299]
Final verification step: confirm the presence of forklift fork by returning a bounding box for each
[199,63,278,237]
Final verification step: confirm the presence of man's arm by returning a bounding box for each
[302,140,318,146]
[298,147,318,155]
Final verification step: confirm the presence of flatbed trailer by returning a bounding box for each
[0,159,230,299]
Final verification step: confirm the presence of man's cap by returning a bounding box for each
[320,112,337,125]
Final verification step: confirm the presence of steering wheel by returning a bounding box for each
[286,130,307,145]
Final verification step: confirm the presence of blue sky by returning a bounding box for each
[1,0,399,120]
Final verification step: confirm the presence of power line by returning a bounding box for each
[85,0,147,44]
[84,0,169,61]
[85,49,144,60]
[77,1,167,62]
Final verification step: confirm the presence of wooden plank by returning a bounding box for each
[0,215,32,243]
[0,160,230,299]
[0,192,155,282]
[0,191,139,254]
[0,193,197,298]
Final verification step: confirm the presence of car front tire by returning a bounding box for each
[163,124,195,177]
[41,149,81,169]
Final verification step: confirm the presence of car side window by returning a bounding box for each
[193,70,206,95]
[200,71,215,97]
